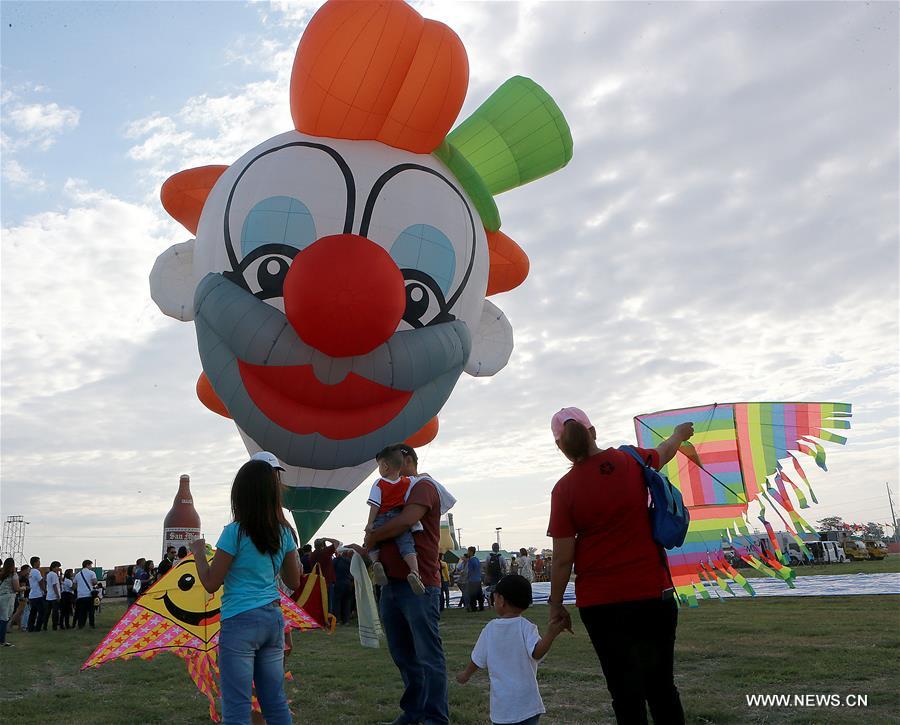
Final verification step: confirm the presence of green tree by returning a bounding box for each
[864,522,885,538]
[817,516,845,532]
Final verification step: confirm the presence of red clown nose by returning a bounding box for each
[283,234,406,357]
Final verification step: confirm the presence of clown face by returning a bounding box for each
[149,0,572,539]
[185,131,488,469]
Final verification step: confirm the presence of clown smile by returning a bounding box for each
[193,273,471,468]
[237,362,412,439]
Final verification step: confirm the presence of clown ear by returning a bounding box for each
[465,300,513,377]
[150,239,196,322]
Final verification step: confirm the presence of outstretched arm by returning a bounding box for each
[654,422,694,468]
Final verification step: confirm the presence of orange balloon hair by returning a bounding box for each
[290,0,468,154]
[486,230,530,295]
[404,416,439,447]
[161,166,228,234]
[196,373,231,418]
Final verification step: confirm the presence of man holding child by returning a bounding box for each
[364,443,448,725]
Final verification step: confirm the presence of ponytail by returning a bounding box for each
[558,419,592,462]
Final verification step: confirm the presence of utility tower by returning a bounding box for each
[0,515,28,562]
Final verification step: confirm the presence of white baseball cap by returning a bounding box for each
[250,451,285,471]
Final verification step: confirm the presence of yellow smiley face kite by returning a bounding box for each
[141,555,222,643]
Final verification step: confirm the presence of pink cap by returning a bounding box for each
[551,407,593,440]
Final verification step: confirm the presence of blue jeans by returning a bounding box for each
[380,581,448,724]
[219,602,291,725]
[371,509,416,558]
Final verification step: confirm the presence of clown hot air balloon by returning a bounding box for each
[149,0,573,541]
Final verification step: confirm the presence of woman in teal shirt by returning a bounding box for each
[193,457,302,724]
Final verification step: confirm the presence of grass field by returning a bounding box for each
[2,593,899,724]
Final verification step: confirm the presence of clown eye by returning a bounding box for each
[400,270,455,328]
[178,573,195,591]
[225,195,316,301]
[236,250,295,300]
[391,225,457,328]
[241,196,316,257]
[390,225,456,296]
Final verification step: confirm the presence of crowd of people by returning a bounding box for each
[0,544,198,648]
[0,556,102,644]
[451,544,543,612]
[1,406,694,725]
[124,546,189,607]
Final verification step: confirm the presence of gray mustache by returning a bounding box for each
[194,273,472,388]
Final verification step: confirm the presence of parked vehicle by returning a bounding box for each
[806,540,846,564]
[843,539,869,561]
[865,540,888,560]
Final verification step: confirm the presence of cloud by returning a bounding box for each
[123,41,295,193]
[1,158,46,191]
[1,181,178,398]
[1,88,80,194]
[3,99,80,151]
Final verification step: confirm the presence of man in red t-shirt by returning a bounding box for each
[364,443,448,725]
[547,406,692,725]
[310,536,340,614]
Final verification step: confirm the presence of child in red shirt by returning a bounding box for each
[366,447,425,595]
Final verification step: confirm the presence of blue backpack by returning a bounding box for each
[619,446,690,550]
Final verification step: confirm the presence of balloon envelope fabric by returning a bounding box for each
[634,402,851,607]
[82,553,320,721]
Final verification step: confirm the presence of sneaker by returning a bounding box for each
[2,642,13,647]
[407,572,426,596]
[371,562,388,587]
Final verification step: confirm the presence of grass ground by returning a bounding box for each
[2,594,898,724]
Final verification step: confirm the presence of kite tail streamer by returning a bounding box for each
[781,467,817,505]
[757,497,787,565]
[184,651,221,722]
[676,585,698,608]
[796,439,828,471]
[701,560,733,595]
[715,558,755,595]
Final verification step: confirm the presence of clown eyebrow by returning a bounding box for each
[359,164,476,310]
[222,142,356,274]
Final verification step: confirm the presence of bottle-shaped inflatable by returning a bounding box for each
[162,474,202,558]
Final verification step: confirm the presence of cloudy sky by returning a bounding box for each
[1,1,897,569]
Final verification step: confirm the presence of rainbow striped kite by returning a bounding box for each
[634,402,851,607]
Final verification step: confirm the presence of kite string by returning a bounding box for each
[636,405,745,500]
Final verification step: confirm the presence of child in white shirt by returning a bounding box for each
[456,574,564,725]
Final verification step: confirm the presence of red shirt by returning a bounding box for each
[379,478,441,587]
[547,447,672,607]
[310,544,336,584]
[370,476,413,513]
